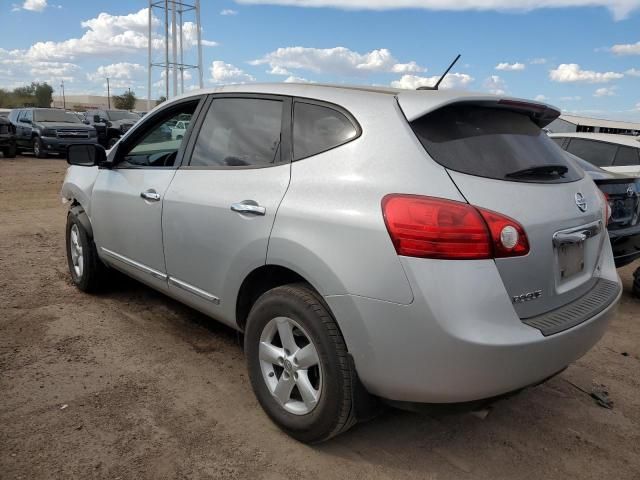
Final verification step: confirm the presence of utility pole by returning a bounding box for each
[196,0,203,89]
[164,0,170,101]
[171,0,178,98]
[147,0,152,111]
[60,80,66,109]
[106,77,111,109]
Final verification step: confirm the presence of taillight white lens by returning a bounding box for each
[500,225,519,249]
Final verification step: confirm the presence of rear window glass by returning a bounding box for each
[293,102,357,160]
[566,139,617,167]
[614,146,640,166]
[411,105,583,183]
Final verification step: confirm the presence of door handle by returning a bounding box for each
[140,190,161,202]
[230,201,266,216]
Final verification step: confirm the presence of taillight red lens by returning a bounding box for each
[382,195,529,260]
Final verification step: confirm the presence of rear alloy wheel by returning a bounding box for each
[245,284,359,443]
[33,137,47,158]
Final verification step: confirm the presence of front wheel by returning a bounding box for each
[33,137,47,158]
[66,210,107,292]
[245,284,359,443]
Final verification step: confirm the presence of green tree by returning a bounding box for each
[34,82,53,107]
[157,95,167,105]
[112,90,137,110]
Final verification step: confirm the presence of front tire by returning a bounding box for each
[66,210,106,292]
[33,137,47,158]
[245,284,358,443]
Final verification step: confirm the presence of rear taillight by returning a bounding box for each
[597,190,611,224]
[382,195,529,260]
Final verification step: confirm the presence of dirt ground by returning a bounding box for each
[1,155,639,480]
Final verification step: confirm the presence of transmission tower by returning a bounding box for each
[147,0,204,110]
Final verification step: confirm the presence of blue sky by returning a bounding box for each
[1,0,639,120]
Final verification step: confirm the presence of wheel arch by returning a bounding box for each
[235,264,326,332]
[69,203,94,238]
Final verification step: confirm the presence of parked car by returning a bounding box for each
[0,108,12,118]
[550,132,640,177]
[61,84,621,443]
[85,109,140,148]
[0,115,17,158]
[170,119,190,140]
[566,153,640,295]
[8,108,97,158]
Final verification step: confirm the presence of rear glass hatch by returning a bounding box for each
[408,101,606,319]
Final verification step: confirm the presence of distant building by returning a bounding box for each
[51,95,158,112]
[547,114,640,136]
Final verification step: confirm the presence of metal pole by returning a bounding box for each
[179,7,184,94]
[195,0,203,89]
[106,77,111,109]
[60,80,66,109]
[164,0,169,100]
[171,0,178,98]
[147,0,152,110]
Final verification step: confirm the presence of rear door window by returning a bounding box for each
[293,102,358,160]
[410,105,582,183]
[614,146,640,166]
[566,139,617,167]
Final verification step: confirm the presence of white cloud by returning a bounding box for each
[284,75,312,83]
[549,63,624,83]
[610,41,640,55]
[495,62,525,71]
[0,48,78,84]
[534,94,548,101]
[390,72,474,90]
[250,46,425,76]
[626,68,640,76]
[235,0,640,20]
[22,0,47,11]
[483,75,506,95]
[19,9,216,61]
[268,66,292,75]
[220,9,239,15]
[87,63,145,82]
[210,61,255,84]
[594,86,617,97]
[530,58,547,65]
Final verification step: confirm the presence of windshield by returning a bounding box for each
[411,105,583,183]
[34,109,81,123]
[106,110,139,121]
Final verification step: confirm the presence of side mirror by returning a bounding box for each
[67,144,107,167]
[93,115,101,123]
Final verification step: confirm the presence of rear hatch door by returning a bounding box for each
[405,98,607,319]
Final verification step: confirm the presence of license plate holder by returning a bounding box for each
[558,242,585,279]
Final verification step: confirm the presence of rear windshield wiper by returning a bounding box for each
[505,164,568,179]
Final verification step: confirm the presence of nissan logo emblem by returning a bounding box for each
[627,185,636,198]
[575,192,587,212]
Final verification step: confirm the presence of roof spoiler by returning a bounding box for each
[396,91,561,128]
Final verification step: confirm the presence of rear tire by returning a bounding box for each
[245,283,360,443]
[66,210,107,292]
[33,137,47,158]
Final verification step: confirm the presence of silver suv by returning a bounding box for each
[62,84,622,443]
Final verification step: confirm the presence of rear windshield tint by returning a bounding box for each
[411,105,583,183]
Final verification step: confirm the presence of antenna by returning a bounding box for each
[418,54,461,91]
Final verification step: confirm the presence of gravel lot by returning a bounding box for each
[1,155,639,480]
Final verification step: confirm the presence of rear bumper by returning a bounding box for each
[327,250,621,403]
[41,136,98,153]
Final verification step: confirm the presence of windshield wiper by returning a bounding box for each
[505,164,568,179]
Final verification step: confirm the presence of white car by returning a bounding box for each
[171,120,189,140]
[549,132,640,177]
